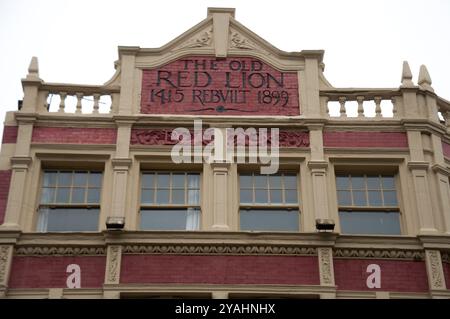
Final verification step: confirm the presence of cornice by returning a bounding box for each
[10,156,32,167]
[14,112,37,124]
[307,160,328,170]
[408,161,430,170]
[432,164,450,176]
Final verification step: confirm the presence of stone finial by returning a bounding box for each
[26,56,40,80]
[401,61,414,87]
[418,64,433,92]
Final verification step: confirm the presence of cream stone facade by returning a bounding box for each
[0,7,449,299]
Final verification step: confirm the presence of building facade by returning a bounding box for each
[0,7,450,299]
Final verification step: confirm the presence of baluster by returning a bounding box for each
[391,97,397,118]
[75,93,83,114]
[445,111,450,130]
[58,92,67,113]
[42,91,49,112]
[323,96,330,117]
[339,96,347,118]
[356,96,365,118]
[93,94,100,114]
[374,96,382,118]
[110,93,117,114]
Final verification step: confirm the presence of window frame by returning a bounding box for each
[335,173,403,235]
[138,171,202,230]
[238,171,302,232]
[36,169,103,232]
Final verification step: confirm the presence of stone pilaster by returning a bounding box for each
[1,157,32,229]
[210,162,231,230]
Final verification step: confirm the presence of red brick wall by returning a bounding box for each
[0,170,11,225]
[121,255,319,285]
[32,127,117,144]
[442,141,450,159]
[443,262,450,290]
[141,56,300,116]
[2,126,18,144]
[8,256,106,288]
[323,131,408,148]
[334,259,428,292]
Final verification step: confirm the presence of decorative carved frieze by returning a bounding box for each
[122,244,317,256]
[318,247,334,286]
[334,248,424,260]
[131,129,309,147]
[425,250,445,290]
[0,245,12,285]
[14,246,106,256]
[106,245,121,284]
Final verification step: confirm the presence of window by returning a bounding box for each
[37,170,102,232]
[239,173,299,231]
[336,174,401,235]
[140,172,200,230]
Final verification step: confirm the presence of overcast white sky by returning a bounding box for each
[0,0,449,133]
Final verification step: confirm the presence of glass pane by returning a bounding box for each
[142,174,155,189]
[56,187,70,203]
[156,174,170,188]
[140,209,199,230]
[172,189,185,204]
[240,189,253,203]
[284,175,297,189]
[41,208,99,232]
[187,189,200,205]
[383,191,398,206]
[336,176,350,190]
[87,188,100,203]
[141,189,154,204]
[40,187,55,204]
[269,175,282,189]
[239,175,252,189]
[270,189,283,203]
[240,209,299,231]
[351,176,365,189]
[187,174,199,189]
[254,189,268,203]
[89,172,102,187]
[73,172,88,187]
[381,176,395,189]
[337,190,351,206]
[353,190,367,206]
[172,174,185,188]
[367,176,380,190]
[43,171,57,187]
[368,191,382,206]
[339,211,401,235]
[71,188,85,203]
[156,189,170,204]
[58,172,72,186]
[254,175,267,189]
[285,190,298,204]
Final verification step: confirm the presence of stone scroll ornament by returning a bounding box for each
[140,56,300,116]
